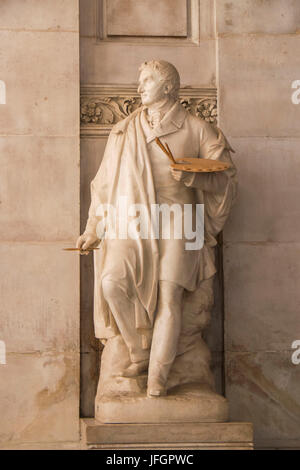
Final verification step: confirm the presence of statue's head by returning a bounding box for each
[138,60,180,106]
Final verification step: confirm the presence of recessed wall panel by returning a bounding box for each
[106,0,188,37]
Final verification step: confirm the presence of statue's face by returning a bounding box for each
[138,68,169,106]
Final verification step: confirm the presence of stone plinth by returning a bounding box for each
[81,419,253,450]
[95,384,228,424]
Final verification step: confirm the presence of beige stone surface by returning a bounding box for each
[79,0,215,41]
[217,0,300,35]
[0,0,80,450]
[0,31,79,136]
[226,351,300,448]
[223,138,300,243]
[219,79,300,138]
[0,352,79,443]
[0,242,79,353]
[199,0,216,39]
[218,35,300,83]
[218,35,300,137]
[0,137,79,241]
[223,243,300,352]
[82,419,253,449]
[96,384,228,424]
[0,441,82,450]
[217,2,300,449]
[107,0,187,37]
[0,0,79,31]
[80,38,217,86]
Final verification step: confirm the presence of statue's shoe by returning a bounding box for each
[121,360,149,378]
[147,381,167,398]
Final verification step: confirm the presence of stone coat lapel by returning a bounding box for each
[144,101,187,144]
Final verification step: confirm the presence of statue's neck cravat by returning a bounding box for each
[147,108,162,129]
[146,99,175,129]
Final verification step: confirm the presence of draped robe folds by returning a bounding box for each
[84,103,237,342]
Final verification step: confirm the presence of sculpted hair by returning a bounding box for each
[139,60,180,100]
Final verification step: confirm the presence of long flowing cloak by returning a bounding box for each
[84,106,237,340]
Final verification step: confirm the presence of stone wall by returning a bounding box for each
[0,0,80,449]
[1,0,300,451]
[216,0,300,449]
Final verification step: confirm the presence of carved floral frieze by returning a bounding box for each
[179,97,217,125]
[81,97,140,125]
[80,86,217,137]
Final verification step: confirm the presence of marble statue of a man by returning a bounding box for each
[77,60,237,402]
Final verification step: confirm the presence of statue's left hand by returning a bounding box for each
[76,232,100,255]
[170,167,193,184]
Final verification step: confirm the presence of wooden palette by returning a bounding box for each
[63,248,99,252]
[171,158,231,173]
[155,138,231,173]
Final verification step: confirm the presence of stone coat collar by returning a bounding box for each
[143,101,187,143]
[111,101,187,143]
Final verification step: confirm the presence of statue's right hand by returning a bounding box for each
[76,233,100,253]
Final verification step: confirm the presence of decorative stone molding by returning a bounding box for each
[80,86,217,137]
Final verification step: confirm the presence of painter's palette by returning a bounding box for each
[171,158,231,173]
[63,248,99,252]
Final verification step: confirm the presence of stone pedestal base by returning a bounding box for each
[81,419,253,450]
[95,384,228,424]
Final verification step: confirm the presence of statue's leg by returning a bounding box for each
[147,280,184,397]
[101,276,149,376]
